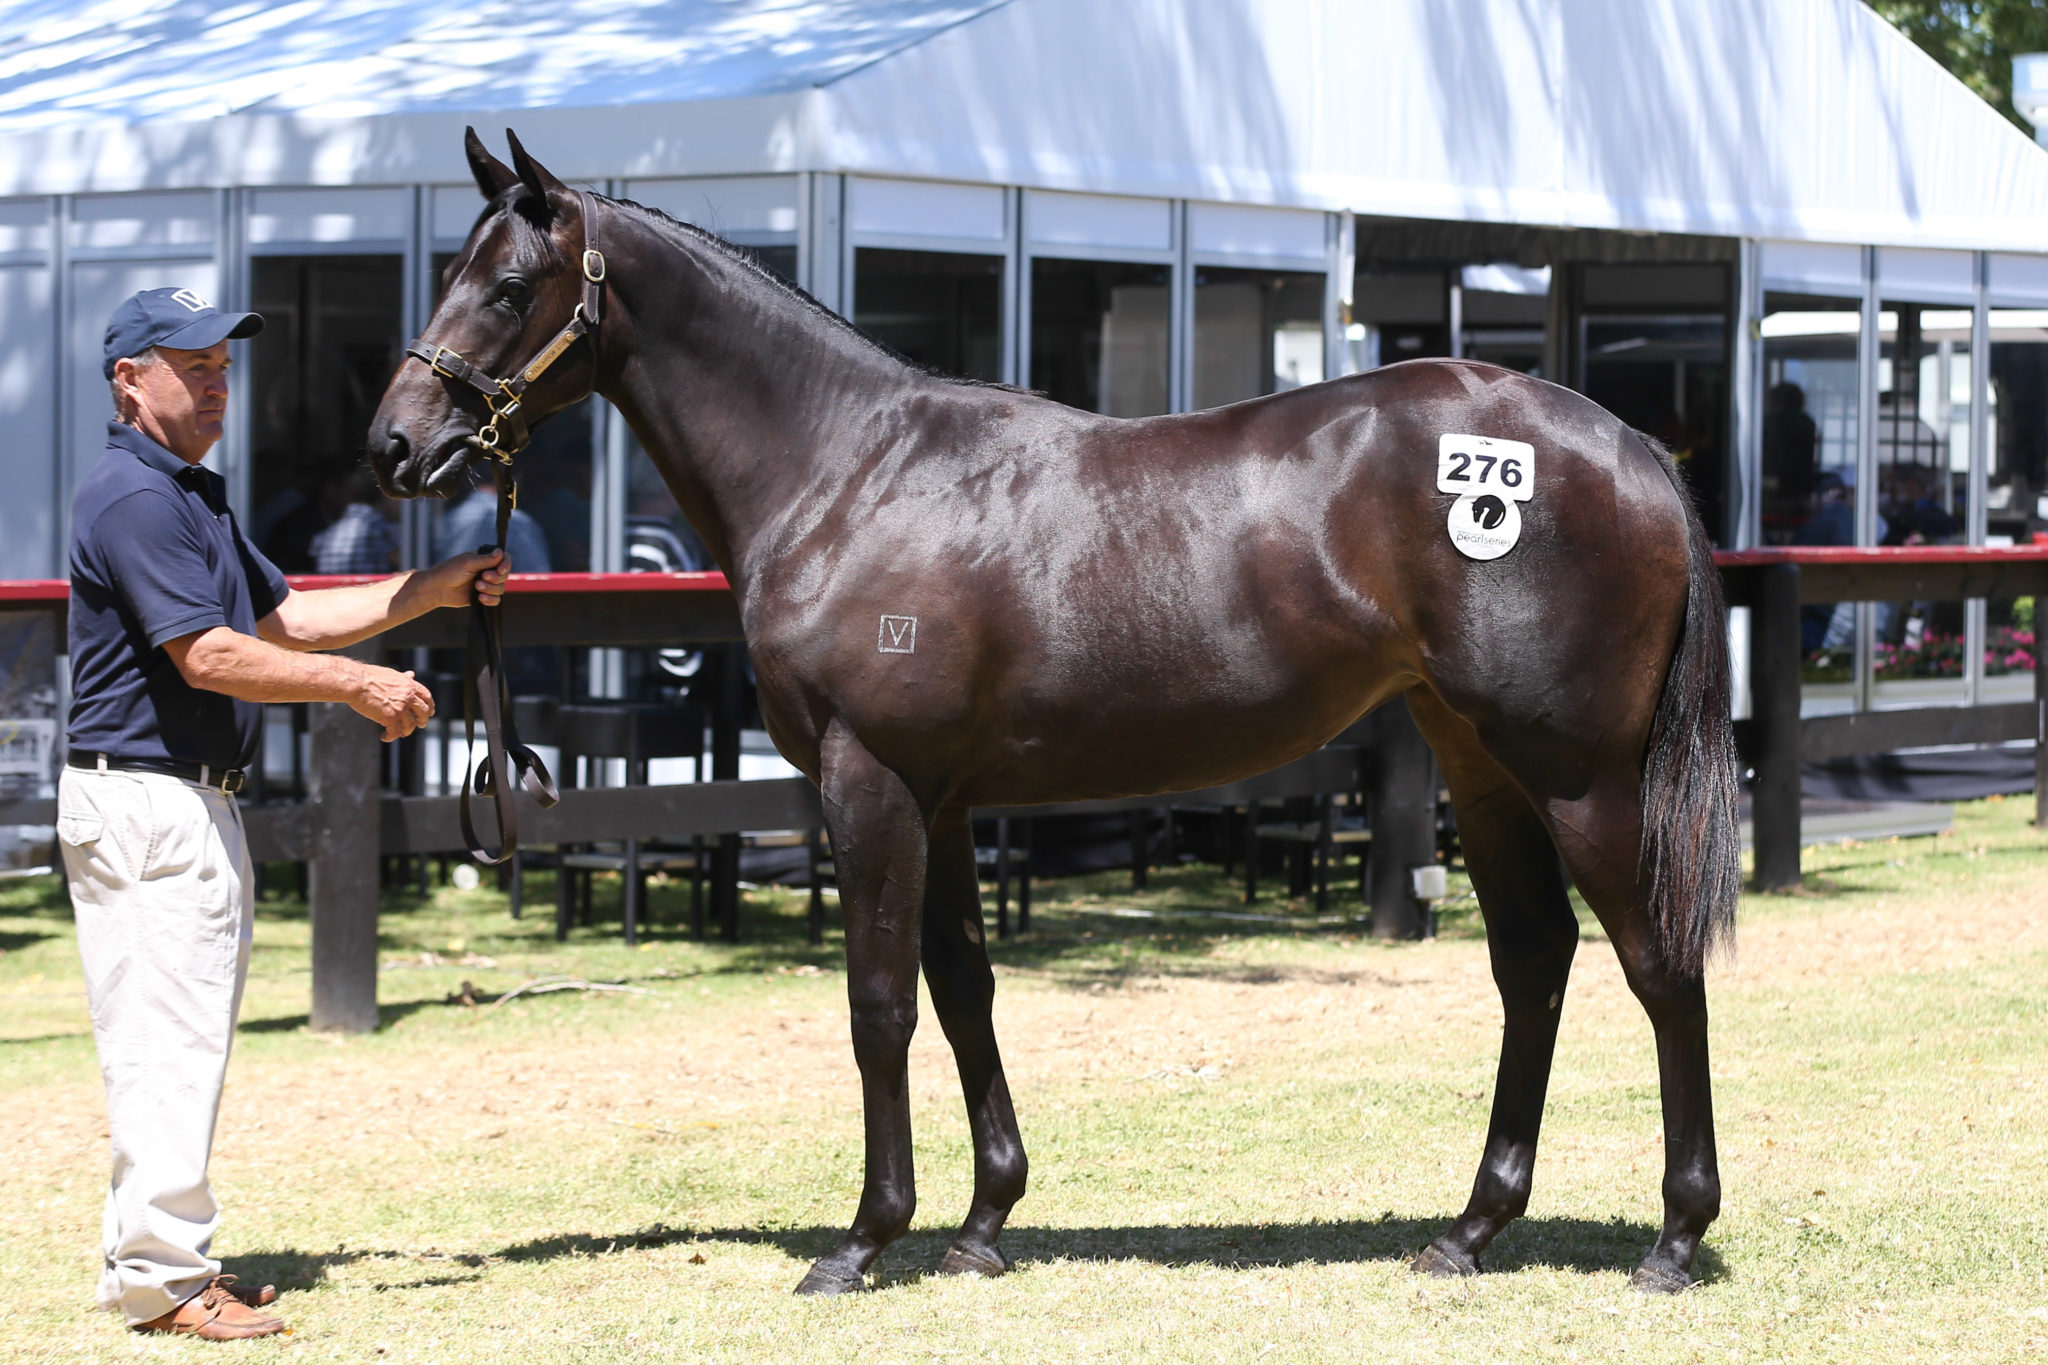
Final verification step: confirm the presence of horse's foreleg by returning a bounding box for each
[794,724,930,1295]
[1551,781,1721,1293]
[920,809,1028,1277]
[1407,692,1580,1279]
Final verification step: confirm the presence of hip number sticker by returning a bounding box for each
[1437,434,1535,501]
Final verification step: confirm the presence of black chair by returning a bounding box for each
[1243,793,1370,913]
[545,702,707,945]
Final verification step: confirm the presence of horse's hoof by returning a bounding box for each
[793,1264,868,1296]
[936,1243,1009,1278]
[1411,1243,1478,1278]
[1629,1260,1697,1295]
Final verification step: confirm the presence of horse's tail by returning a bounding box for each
[1637,434,1742,979]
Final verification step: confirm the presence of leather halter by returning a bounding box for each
[402,188,607,462]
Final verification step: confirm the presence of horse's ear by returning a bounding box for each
[465,126,518,200]
[504,128,570,216]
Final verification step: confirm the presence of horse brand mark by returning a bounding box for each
[1440,433,1535,561]
[877,614,918,654]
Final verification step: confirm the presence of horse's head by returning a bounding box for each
[368,128,603,498]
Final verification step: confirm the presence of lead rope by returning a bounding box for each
[414,191,604,864]
[458,463,560,866]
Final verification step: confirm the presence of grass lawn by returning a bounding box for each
[2,797,2045,1363]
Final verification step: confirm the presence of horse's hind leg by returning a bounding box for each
[1547,778,1721,1292]
[1406,691,1582,1278]
[794,722,930,1295]
[920,809,1028,1277]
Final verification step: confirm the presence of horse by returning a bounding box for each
[367,129,1741,1297]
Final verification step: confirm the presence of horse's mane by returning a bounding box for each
[602,193,1032,396]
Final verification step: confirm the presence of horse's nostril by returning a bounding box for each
[382,432,417,495]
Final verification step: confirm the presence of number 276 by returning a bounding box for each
[1446,453,1523,487]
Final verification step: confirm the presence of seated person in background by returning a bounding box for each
[1794,472,1886,656]
[434,479,551,573]
[1881,467,1962,547]
[309,467,400,574]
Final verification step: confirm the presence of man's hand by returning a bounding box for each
[414,549,511,610]
[352,665,436,742]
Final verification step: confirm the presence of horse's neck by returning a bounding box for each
[596,209,918,585]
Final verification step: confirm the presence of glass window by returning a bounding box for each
[0,263,56,578]
[1352,269,1448,367]
[1869,303,1974,689]
[1876,303,1971,547]
[246,255,404,573]
[1193,267,1324,409]
[1760,293,1862,548]
[1029,258,1169,417]
[1581,315,1729,545]
[1461,266,1550,378]
[1984,310,2048,690]
[853,248,1003,381]
[1987,309,2048,542]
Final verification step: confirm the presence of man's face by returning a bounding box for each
[116,341,230,464]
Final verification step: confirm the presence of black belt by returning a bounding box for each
[68,752,247,794]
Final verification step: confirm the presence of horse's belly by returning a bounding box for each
[944,642,1406,807]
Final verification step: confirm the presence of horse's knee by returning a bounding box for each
[848,992,918,1059]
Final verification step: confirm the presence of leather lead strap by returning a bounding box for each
[459,462,561,866]
[417,193,605,863]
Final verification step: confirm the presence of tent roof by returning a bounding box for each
[1,0,2043,252]
[0,0,1008,125]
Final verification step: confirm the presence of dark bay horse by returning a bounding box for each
[368,131,1741,1296]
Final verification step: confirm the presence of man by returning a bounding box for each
[310,465,401,574]
[59,287,508,1341]
[436,474,551,574]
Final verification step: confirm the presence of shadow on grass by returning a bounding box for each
[239,1214,1721,1293]
[237,995,456,1033]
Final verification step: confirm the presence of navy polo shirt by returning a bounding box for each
[67,421,290,770]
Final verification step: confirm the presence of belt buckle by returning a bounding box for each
[220,769,246,795]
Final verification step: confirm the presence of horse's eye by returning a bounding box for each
[499,279,529,304]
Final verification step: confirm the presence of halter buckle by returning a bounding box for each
[428,345,464,379]
[583,250,607,284]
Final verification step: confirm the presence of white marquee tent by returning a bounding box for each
[0,0,2042,249]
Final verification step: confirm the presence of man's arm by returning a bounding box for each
[163,629,434,741]
[257,550,508,653]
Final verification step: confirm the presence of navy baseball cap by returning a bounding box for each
[103,288,263,378]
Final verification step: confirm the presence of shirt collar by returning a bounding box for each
[105,420,225,503]
[106,419,207,481]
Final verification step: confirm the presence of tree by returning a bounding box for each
[1865,0,2048,137]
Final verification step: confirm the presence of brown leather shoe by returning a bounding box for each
[133,1277,286,1340]
[218,1274,278,1308]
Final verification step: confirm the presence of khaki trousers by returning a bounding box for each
[57,764,254,1325]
